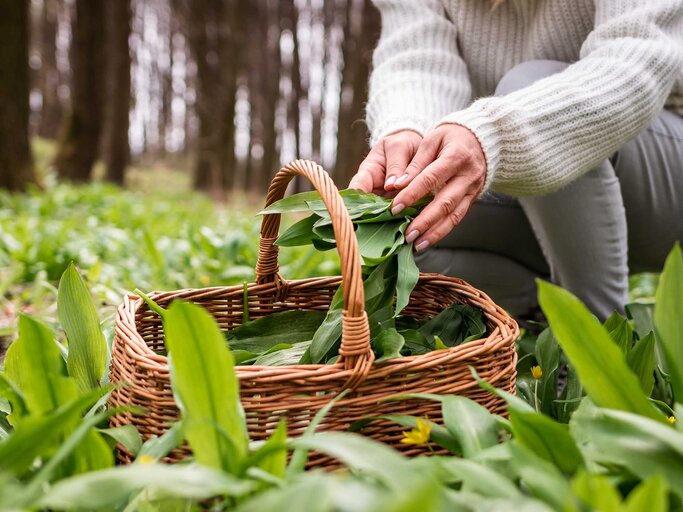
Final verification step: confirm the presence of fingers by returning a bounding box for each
[405,179,477,252]
[387,135,441,193]
[383,132,423,191]
[348,144,386,193]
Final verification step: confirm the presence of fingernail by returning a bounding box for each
[395,174,408,187]
[415,240,430,252]
[405,230,420,243]
[391,203,405,216]
[385,175,396,188]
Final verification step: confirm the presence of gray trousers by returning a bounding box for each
[415,60,683,320]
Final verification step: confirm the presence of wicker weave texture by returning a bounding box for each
[108,160,518,466]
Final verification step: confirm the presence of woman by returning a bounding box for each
[349,0,683,319]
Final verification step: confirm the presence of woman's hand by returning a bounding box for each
[348,130,423,196]
[388,124,487,252]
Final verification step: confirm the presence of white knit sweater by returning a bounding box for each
[366,0,683,196]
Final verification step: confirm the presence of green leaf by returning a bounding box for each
[418,302,486,347]
[435,457,521,499]
[605,312,634,356]
[395,243,419,316]
[509,410,584,475]
[164,301,248,473]
[275,215,320,247]
[98,424,143,456]
[57,263,107,392]
[253,341,311,366]
[624,474,668,512]
[0,387,106,475]
[537,280,663,421]
[534,329,560,416]
[309,287,344,364]
[0,373,26,425]
[508,442,571,511]
[570,406,683,496]
[227,310,326,354]
[356,222,403,263]
[401,393,499,457]
[374,328,405,362]
[137,421,184,461]
[4,314,78,415]
[259,191,324,214]
[253,419,287,480]
[571,472,621,512]
[626,302,655,340]
[654,244,683,401]
[627,332,656,396]
[38,463,255,510]
[290,432,412,491]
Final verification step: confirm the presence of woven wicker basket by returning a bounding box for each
[108,159,518,466]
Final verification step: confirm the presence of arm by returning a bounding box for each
[351,0,472,194]
[367,0,472,144]
[437,0,683,197]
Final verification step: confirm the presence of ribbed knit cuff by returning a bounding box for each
[436,105,503,194]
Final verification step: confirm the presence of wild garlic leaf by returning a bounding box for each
[275,215,320,247]
[227,310,326,354]
[375,329,405,362]
[395,243,419,316]
[254,341,312,366]
[419,303,487,347]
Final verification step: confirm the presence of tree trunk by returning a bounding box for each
[53,0,105,182]
[37,0,63,139]
[0,0,36,191]
[258,0,281,192]
[102,0,131,185]
[334,0,380,186]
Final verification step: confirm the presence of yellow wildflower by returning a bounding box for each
[137,454,156,465]
[668,416,676,425]
[531,365,543,380]
[400,416,432,445]
[199,275,210,285]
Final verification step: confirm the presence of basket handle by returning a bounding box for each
[255,159,373,389]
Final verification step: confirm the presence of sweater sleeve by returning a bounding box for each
[366,0,472,146]
[438,0,683,197]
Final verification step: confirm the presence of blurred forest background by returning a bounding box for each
[0,0,381,195]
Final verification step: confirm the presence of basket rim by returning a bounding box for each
[114,272,518,380]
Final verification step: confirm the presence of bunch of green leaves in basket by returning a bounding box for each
[223,189,487,366]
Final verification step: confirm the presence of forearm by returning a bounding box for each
[438,0,683,197]
[367,0,472,146]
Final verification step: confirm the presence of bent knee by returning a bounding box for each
[496,60,570,95]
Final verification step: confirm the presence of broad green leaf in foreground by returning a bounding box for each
[38,463,255,510]
[654,243,683,401]
[624,474,668,512]
[537,280,663,421]
[570,407,683,496]
[58,263,107,392]
[434,457,521,499]
[0,387,106,475]
[508,410,584,475]
[4,315,78,416]
[570,472,622,512]
[164,301,248,473]
[291,432,413,491]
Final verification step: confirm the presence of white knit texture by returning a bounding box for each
[366,0,683,196]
